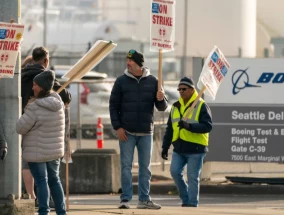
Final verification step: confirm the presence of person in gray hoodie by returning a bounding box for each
[16,70,66,215]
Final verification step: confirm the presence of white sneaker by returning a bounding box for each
[118,200,130,209]
[136,200,161,209]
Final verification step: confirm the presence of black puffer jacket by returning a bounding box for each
[109,68,168,133]
[21,64,71,112]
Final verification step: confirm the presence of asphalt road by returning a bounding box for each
[68,194,284,208]
[48,194,284,215]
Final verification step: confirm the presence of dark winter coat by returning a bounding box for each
[109,68,168,133]
[21,64,71,112]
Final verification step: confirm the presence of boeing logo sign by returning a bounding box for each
[232,68,284,95]
[232,68,260,95]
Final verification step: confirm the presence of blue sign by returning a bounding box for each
[0,29,7,39]
[211,52,219,63]
[220,65,228,76]
[152,3,159,13]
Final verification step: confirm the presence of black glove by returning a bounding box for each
[161,148,168,160]
[0,147,7,161]
[178,120,191,131]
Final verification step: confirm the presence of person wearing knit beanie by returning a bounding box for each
[110,48,167,210]
[33,70,55,92]
[161,76,212,208]
[126,49,144,67]
[178,77,195,89]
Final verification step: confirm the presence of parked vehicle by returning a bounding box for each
[53,65,116,138]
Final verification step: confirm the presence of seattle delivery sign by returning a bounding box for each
[0,22,24,78]
[150,0,176,52]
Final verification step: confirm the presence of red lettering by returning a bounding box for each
[157,43,171,49]
[0,41,20,51]
[3,41,8,50]
[208,59,214,67]
[152,15,172,26]
[152,15,157,24]
[208,59,223,82]
[159,4,168,14]
[6,29,16,39]
[0,69,13,74]
[216,58,224,69]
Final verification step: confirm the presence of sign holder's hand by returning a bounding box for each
[117,128,128,142]
[0,147,7,161]
[161,148,168,160]
[156,90,164,101]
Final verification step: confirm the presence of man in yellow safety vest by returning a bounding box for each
[161,77,212,207]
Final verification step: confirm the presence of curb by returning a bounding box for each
[133,183,284,195]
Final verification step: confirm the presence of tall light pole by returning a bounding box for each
[43,0,47,47]
[182,0,188,78]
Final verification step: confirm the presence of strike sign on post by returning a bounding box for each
[0,22,24,78]
[150,0,176,52]
[197,46,230,100]
[183,47,230,121]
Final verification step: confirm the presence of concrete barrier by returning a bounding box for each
[0,194,34,215]
[60,149,120,194]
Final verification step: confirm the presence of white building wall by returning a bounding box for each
[180,0,256,58]
[256,0,284,57]
[102,0,257,58]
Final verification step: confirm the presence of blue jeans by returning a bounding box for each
[170,152,206,206]
[119,133,153,201]
[28,159,66,215]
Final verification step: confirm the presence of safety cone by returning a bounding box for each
[96,117,104,149]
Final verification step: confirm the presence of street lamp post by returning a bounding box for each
[182,0,188,78]
[43,0,47,47]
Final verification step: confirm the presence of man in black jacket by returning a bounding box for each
[109,49,167,209]
[22,47,71,110]
[161,77,212,207]
[21,46,71,202]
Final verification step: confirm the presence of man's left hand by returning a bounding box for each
[0,147,7,161]
[156,90,164,101]
[178,120,191,131]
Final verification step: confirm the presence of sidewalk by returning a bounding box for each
[132,171,284,195]
[49,204,284,215]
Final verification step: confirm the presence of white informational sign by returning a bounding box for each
[197,46,230,100]
[150,0,175,52]
[205,58,284,104]
[0,22,24,78]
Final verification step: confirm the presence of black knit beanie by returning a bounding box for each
[126,49,144,67]
[178,77,195,88]
[33,70,55,91]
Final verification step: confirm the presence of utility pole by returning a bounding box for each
[43,0,47,47]
[182,0,188,77]
[0,0,22,200]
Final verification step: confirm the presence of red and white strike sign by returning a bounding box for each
[150,0,176,52]
[0,22,25,78]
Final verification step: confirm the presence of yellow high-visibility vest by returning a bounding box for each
[171,92,209,146]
